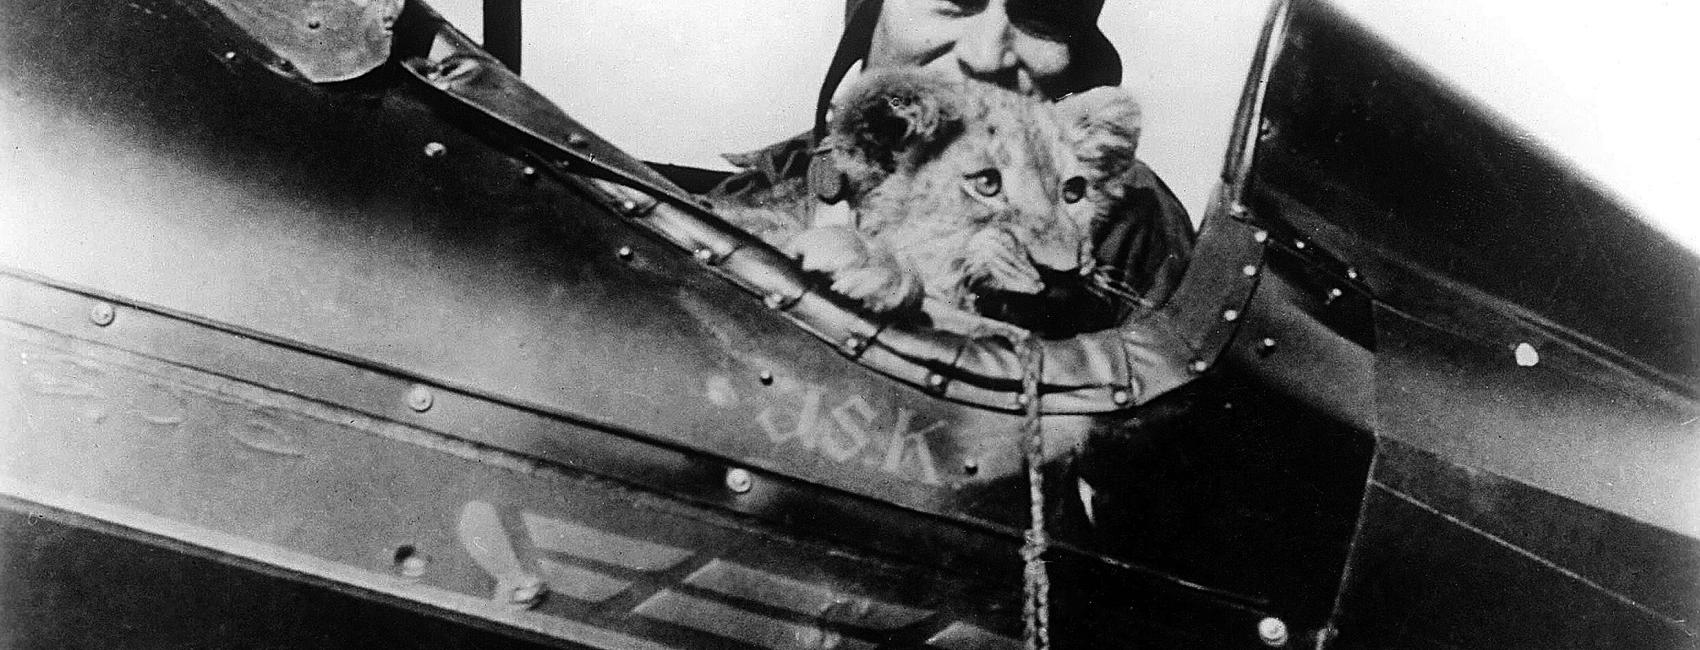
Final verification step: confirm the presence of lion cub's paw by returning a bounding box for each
[784,226,923,314]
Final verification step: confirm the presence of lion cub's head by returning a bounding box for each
[822,69,1144,335]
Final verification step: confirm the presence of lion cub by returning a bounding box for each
[724,69,1144,337]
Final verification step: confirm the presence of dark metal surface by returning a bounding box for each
[0,318,1014,649]
[11,0,1692,646]
[0,0,1379,645]
[1252,0,1700,394]
[1239,1,1700,646]
[0,499,574,650]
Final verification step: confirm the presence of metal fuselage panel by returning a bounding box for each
[0,0,1381,647]
[1246,1,1700,646]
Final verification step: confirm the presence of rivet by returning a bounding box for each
[619,199,640,213]
[615,246,634,261]
[1325,287,1344,304]
[1258,337,1278,356]
[1295,240,1307,250]
[566,132,588,147]
[406,385,433,412]
[1257,617,1289,647]
[758,370,774,385]
[763,293,795,310]
[1253,230,1269,243]
[841,335,866,355]
[223,51,237,61]
[1230,203,1250,219]
[926,373,947,392]
[1222,309,1240,322]
[521,165,538,180]
[1346,267,1360,280]
[394,545,429,578]
[962,459,979,476]
[693,248,716,263]
[422,142,447,158]
[306,18,321,30]
[1242,264,1259,277]
[1189,359,1210,373]
[88,302,116,327]
[1015,393,1031,407]
[1111,389,1131,406]
[507,576,547,608]
[725,468,753,493]
[1514,342,1540,367]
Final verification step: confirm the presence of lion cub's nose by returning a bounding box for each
[1025,236,1086,276]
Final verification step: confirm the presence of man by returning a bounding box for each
[707,0,1195,315]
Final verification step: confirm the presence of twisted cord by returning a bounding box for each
[1017,335,1050,650]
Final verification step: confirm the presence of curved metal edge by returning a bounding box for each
[395,25,1202,415]
[1148,0,1293,380]
[203,0,404,82]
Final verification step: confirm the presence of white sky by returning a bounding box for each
[433,0,1700,251]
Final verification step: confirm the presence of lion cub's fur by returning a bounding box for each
[724,69,1144,335]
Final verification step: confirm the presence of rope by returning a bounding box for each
[1017,335,1051,650]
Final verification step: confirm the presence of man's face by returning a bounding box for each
[866,0,1074,98]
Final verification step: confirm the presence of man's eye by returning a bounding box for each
[928,0,987,17]
[1061,176,1086,203]
[967,169,1002,197]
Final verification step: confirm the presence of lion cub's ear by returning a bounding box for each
[1056,86,1143,176]
[824,70,963,193]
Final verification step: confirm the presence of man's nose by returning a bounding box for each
[954,8,1018,80]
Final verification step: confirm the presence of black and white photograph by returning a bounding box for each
[0,0,1695,648]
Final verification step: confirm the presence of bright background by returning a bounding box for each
[432,0,1700,251]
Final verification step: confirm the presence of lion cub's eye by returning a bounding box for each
[966,169,1002,197]
[1061,176,1087,204]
